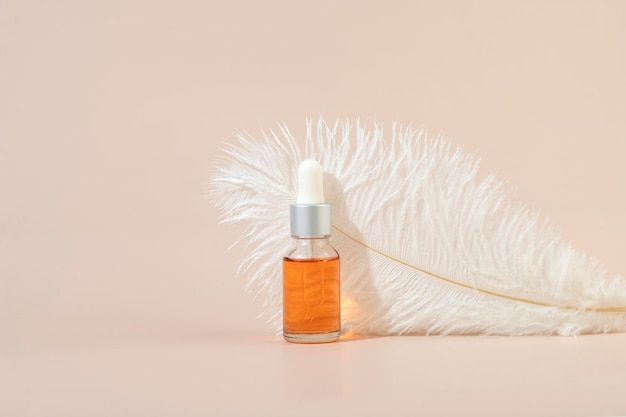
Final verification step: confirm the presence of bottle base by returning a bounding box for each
[283,330,340,344]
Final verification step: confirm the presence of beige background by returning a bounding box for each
[1,1,625,416]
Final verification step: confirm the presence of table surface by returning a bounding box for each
[2,332,625,417]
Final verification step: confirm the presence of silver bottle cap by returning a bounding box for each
[290,203,332,237]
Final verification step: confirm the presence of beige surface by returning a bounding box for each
[1,1,626,416]
[1,333,625,417]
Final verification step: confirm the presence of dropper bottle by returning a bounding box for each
[283,159,341,343]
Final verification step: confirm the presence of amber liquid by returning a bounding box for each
[283,256,340,341]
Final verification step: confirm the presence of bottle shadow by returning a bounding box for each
[324,173,390,340]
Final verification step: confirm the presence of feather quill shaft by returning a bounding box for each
[209,118,626,335]
[334,225,625,313]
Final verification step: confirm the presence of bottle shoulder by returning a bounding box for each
[284,238,339,260]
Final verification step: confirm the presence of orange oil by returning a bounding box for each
[282,256,340,335]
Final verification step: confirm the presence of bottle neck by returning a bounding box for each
[291,236,330,243]
[286,236,337,260]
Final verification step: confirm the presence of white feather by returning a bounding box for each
[209,118,626,336]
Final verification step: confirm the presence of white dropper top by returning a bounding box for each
[296,159,325,204]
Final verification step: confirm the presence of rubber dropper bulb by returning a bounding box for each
[296,159,325,204]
